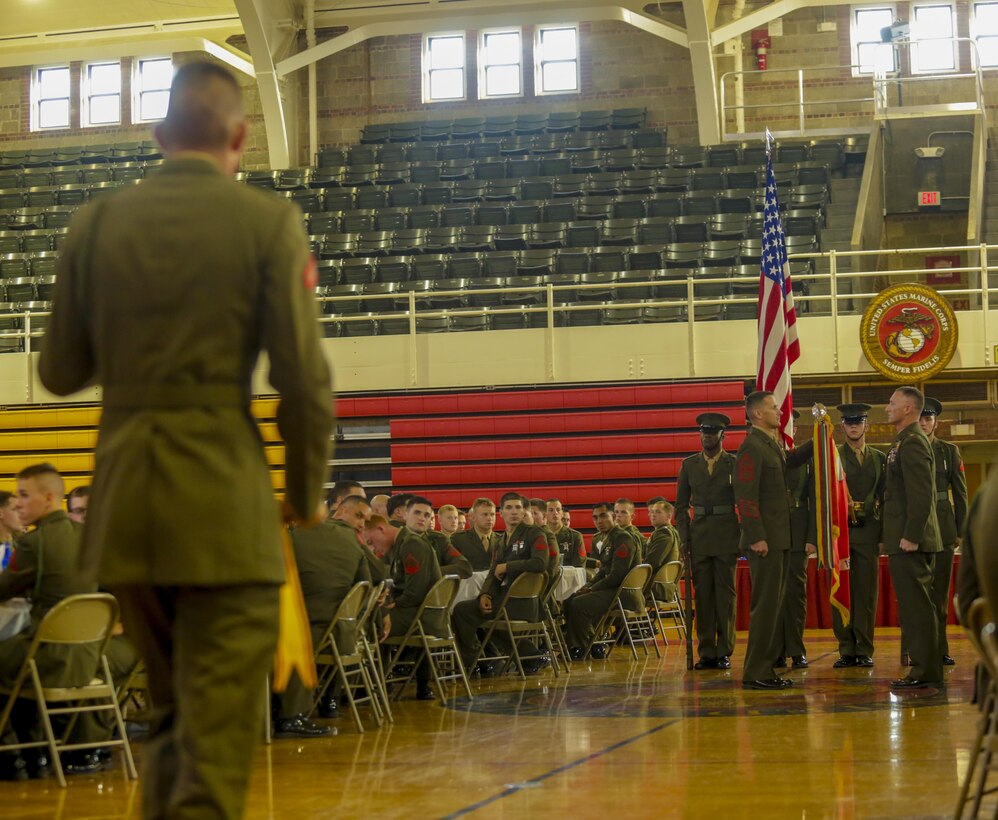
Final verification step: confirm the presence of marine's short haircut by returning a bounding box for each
[438,504,458,516]
[894,385,925,413]
[67,485,90,503]
[17,463,64,494]
[499,492,523,507]
[386,494,414,517]
[470,497,496,511]
[745,390,774,418]
[337,494,370,510]
[528,497,547,512]
[592,502,612,514]
[614,498,635,511]
[407,495,433,510]
[158,62,244,152]
[646,496,666,507]
[327,480,364,507]
[0,490,13,507]
[650,498,675,515]
[364,514,389,530]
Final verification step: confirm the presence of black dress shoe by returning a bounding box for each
[590,644,608,660]
[743,678,794,690]
[942,655,956,666]
[891,677,943,689]
[569,647,586,662]
[773,657,788,669]
[715,656,732,670]
[61,751,104,775]
[24,750,50,779]
[477,659,503,677]
[415,682,435,701]
[791,656,808,669]
[694,657,717,670]
[523,655,551,675]
[274,715,332,738]
[854,655,874,668]
[833,655,857,668]
[318,694,339,718]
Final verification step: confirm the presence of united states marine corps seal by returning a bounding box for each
[860,283,958,381]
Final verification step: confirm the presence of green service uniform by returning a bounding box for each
[883,423,943,683]
[646,523,680,601]
[452,523,549,665]
[38,155,333,820]
[928,437,968,657]
[564,526,641,649]
[387,529,442,686]
[423,529,473,580]
[624,524,646,549]
[278,520,371,718]
[0,510,98,688]
[551,525,586,568]
[734,429,813,682]
[451,529,501,572]
[776,464,816,660]
[675,450,742,662]
[833,444,886,659]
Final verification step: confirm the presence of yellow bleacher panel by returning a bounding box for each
[0,429,98,452]
[0,453,94,475]
[0,406,103,430]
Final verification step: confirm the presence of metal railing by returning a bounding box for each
[720,39,986,140]
[7,243,996,376]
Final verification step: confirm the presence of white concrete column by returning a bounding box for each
[682,0,721,145]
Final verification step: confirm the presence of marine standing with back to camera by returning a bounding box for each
[38,62,333,818]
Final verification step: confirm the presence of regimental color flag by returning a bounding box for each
[756,130,800,449]
[813,409,851,625]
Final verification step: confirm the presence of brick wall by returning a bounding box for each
[304,20,697,156]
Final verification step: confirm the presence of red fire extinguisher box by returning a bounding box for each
[751,29,771,70]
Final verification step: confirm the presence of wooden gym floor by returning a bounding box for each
[1,626,981,819]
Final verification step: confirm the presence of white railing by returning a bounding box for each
[8,243,995,372]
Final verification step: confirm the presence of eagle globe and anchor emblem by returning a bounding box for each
[860,283,958,381]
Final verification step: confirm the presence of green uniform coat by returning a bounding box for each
[451,529,501,572]
[423,529,473,579]
[550,525,586,567]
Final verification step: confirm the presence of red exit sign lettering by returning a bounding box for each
[919,191,940,207]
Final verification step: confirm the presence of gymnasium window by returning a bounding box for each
[31,65,71,131]
[134,57,173,122]
[83,61,121,127]
[479,30,522,98]
[535,26,580,94]
[974,1,998,66]
[851,6,897,76]
[423,34,466,102]
[910,4,957,73]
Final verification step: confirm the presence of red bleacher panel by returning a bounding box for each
[393,456,684,486]
[341,380,746,420]
[403,482,679,511]
[391,405,747,439]
[391,430,747,464]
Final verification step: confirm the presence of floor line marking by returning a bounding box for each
[441,718,682,819]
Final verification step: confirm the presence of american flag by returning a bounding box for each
[756,131,800,448]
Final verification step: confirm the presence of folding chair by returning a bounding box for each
[357,581,393,724]
[311,581,383,733]
[472,572,560,680]
[0,593,138,787]
[583,564,656,661]
[955,599,998,818]
[649,560,687,645]
[541,566,572,671]
[382,576,473,705]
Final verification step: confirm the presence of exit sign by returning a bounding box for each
[919,190,940,207]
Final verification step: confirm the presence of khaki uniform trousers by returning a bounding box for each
[113,583,279,820]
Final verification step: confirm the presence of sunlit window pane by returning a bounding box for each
[141,90,170,121]
[978,34,998,65]
[38,98,69,129]
[429,37,464,69]
[485,65,520,96]
[429,68,463,99]
[89,63,120,94]
[542,61,578,92]
[540,28,577,60]
[485,33,519,64]
[140,58,173,90]
[39,67,69,99]
[89,95,120,124]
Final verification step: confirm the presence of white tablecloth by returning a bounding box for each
[453,566,589,606]
[0,599,31,641]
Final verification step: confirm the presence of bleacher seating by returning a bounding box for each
[0,131,866,349]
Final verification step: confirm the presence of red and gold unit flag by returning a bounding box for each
[812,407,851,625]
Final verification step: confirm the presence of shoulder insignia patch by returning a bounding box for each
[615,545,630,559]
[737,453,755,483]
[737,498,760,519]
[303,254,319,290]
[403,553,421,575]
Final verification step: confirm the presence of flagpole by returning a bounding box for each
[684,533,694,670]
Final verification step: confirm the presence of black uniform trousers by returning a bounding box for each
[929,544,956,657]
[777,551,809,658]
[831,544,880,658]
